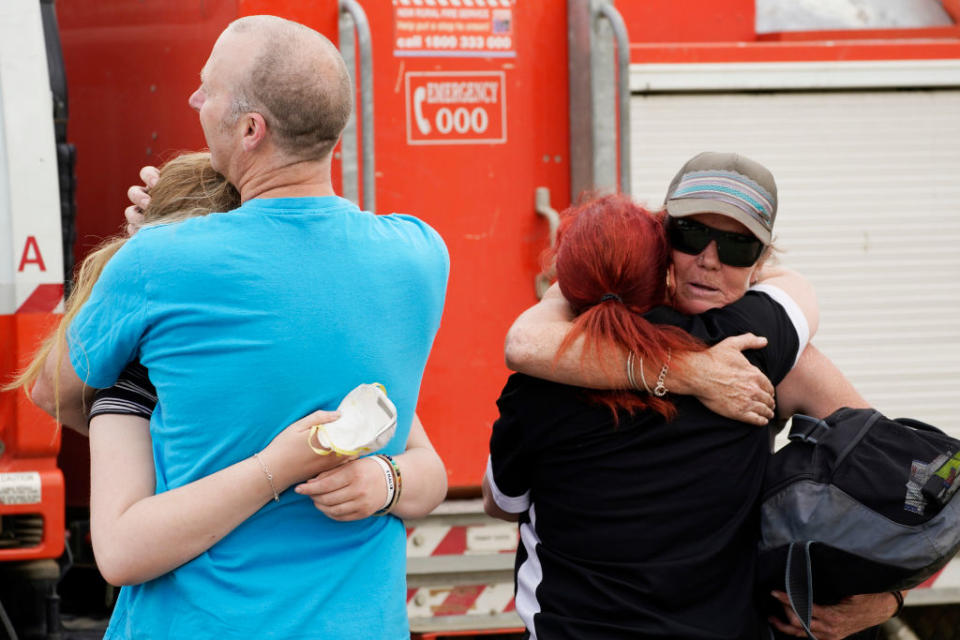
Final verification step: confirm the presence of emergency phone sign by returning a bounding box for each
[405,71,507,146]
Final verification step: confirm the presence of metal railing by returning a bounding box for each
[339,0,376,212]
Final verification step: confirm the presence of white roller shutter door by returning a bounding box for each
[630,89,960,437]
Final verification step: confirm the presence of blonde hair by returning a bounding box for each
[4,152,239,412]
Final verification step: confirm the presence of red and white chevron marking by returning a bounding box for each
[406,522,520,619]
[407,583,517,618]
[2,283,64,315]
[394,0,513,7]
[406,522,518,557]
[15,283,63,314]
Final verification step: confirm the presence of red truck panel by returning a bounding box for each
[57,0,568,491]
[361,2,569,488]
[0,314,65,561]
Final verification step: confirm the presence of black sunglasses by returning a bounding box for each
[667,217,764,268]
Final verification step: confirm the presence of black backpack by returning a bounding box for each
[758,408,960,639]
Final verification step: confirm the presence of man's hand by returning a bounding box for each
[769,591,900,640]
[124,166,160,236]
[671,334,775,425]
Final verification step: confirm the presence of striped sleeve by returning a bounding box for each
[89,360,157,422]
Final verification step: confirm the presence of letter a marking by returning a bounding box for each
[18,236,47,272]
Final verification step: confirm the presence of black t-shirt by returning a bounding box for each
[487,288,806,640]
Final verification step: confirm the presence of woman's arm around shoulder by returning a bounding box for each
[506,284,777,425]
[89,409,348,586]
[503,284,584,383]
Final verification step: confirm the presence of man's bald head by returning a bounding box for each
[222,16,353,162]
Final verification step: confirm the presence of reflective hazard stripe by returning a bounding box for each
[406,520,521,622]
[407,583,517,618]
[407,522,518,557]
[15,283,63,313]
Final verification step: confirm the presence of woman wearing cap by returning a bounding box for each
[484,192,818,639]
[499,152,898,640]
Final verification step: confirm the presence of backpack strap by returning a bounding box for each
[788,414,831,445]
[834,410,883,469]
[785,541,818,640]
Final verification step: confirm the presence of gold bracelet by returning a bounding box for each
[653,349,671,397]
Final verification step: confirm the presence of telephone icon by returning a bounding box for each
[413,86,431,135]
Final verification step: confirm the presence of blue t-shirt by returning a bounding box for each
[68,196,449,639]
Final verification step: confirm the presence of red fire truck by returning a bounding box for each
[2,1,960,638]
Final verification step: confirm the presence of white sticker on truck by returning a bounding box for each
[0,472,42,505]
[466,523,518,553]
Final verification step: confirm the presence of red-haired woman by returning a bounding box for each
[482,194,817,639]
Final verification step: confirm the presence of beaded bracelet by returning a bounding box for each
[373,454,403,516]
[383,454,402,512]
[370,454,396,512]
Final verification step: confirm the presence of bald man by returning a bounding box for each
[34,16,448,639]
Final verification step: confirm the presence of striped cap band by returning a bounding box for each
[671,170,775,228]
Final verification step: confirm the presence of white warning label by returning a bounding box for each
[466,523,518,553]
[0,472,42,505]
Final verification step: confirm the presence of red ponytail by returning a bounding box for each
[552,194,704,420]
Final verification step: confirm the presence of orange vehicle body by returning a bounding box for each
[0,313,64,562]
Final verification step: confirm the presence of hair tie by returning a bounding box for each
[600,293,622,303]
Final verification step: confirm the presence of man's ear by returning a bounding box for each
[240,112,268,152]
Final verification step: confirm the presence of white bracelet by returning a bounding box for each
[370,454,395,512]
